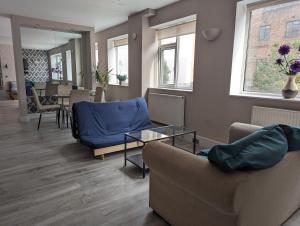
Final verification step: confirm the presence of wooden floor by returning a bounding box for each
[0,89,9,101]
[2,101,300,226]
[0,101,169,226]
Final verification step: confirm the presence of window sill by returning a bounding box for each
[108,84,129,88]
[150,87,193,93]
[230,92,300,103]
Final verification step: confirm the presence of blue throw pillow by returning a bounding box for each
[208,125,288,172]
[279,124,300,152]
[263,124,300,151]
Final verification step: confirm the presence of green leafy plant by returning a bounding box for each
[116,74,127,85]
[93,64,112,90]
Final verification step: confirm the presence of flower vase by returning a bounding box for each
[101,89,106,103]
[282,76,299,99]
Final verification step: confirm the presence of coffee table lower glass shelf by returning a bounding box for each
[124,125,197,178]
[126,153,148,174]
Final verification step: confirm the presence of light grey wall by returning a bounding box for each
[96,22,130,101]
[95,12,157,101]
[73,39,82,87]
[0,44,16,90]
[141,16,158,98]
[96,0,300,142]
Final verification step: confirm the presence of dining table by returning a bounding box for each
[57,91,96,128]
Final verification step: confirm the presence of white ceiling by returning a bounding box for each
[0,0,179,31]
[20,27,81,50]
[0,17,82,50]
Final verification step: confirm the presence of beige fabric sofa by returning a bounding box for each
[143,122,300,226]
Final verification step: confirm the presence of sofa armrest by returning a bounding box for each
[234,151,300,226]
[143,142,248,214]
[229,122,262,143]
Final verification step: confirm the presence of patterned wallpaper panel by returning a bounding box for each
[22,49,49,82]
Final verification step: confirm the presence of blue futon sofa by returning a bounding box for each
[72,97,152,158]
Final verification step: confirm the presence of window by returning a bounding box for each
[286,20,300,38]
[259,25,271,41]
[157,21,196,90]
[66,50,72,81]
[107,36,128,85]
[115,44,128,81]
[95,42,99,66]
[50,53,63,80]
[231,0,300,96]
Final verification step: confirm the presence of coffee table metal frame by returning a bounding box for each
[124,125,197,178]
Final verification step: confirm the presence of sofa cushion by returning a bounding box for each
[208,125,288,172]
[73,97,152,149]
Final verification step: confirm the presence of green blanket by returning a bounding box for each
[207,124,300,172]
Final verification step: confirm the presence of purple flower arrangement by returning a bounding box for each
[52,66,62,74]
[275,44,300,75]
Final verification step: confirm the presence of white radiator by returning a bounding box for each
[148,93,185,127]
[251,106,300,127]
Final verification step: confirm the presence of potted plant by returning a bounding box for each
[93,64,112,102]
[116,74,127,86]
[275,44,300,99]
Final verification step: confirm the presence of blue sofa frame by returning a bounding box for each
[72,97,152,159]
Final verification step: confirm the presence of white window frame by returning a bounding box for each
[115,44,128,84]
[259,25,271,41]
[230,0,300,99]
[158,33,194,91]
[95,42,99,66]
[158,40,177,88]
[66,50,72,82]
[50,53,63,81]
[286,20,300,38]
[107,34,128,86]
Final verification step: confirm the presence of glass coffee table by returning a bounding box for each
[124,125,197,178]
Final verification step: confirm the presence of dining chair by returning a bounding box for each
[45,83,58,96]
[32,87,61,130]
[64,90,91,128]
[57,84,72,125]
[57,84,72,97]
[34,82,46,96]
[35,82,46,89]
